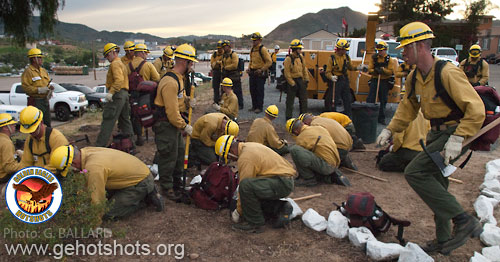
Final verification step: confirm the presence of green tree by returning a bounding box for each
[379,0,456,23]
[349,27,367,38]
[0,0,65,46]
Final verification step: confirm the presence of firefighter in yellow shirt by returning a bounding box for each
[18,106,69,174]
[247,32,272,113]
[215,135,295,233]
[0,113,22,183]
[21,48,53,127]
[247,105,288,155]
[153,46,174,77]
[221,40,244,109]
[211,40,224,104]
[286,118,350,187]
[212,78,238,120]
[50,145,164,220]
[459,45,489,86]
[121,41,135,65]
[284,39,309,120]
[319,111,365,149]
[270,45,280,83]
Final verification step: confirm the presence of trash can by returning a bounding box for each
[351,102,379,144]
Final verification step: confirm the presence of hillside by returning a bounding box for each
[265,7,367,41]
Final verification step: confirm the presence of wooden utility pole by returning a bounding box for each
[92,40,96,80]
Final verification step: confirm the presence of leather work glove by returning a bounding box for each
[330,75,338,82]
[376,128,392,148]
[357,64,369,72]
[231,209,240,223]
[184,124,193,136]
[374,67,384,75]
[212,103,221,111]
[443,135,464,165]
[38,87,49,94]
[105,93,113,102]
[186,97,196,109]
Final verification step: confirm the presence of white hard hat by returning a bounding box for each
[274,45,280,50]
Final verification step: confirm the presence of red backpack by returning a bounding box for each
[128,60,146,92]
[189,162,238,210]
[109,134,135,154]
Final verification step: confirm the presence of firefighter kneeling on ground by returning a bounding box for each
[50,145,164,220]
[319,112,365,150]
[215,135,295,233]
[246,105,289,155]
[212,78,239,120]
[0,113,22,183]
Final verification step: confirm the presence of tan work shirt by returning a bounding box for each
[153,56,173,77]
[222,51,238,71]
[120,55,133,66]
[220,91,238,119]
[81,147,150,204]
[20,128,69,173]
[210,50,224,71]
[0,133,22,179]
[392,111,430,152]
[191,113,228,147]
[388,57,485,138]
[249,44,272,70]
[246,117,286,150]
[154,71,187,129]
[459,58,489,86]
[310,116,353,151]
[295,125,340,167]
[21,64,51,98]
[368,53,396,80]
[325,53,356,79]
[127,56,160,82]
[319,112,352,127]
[106,57,129,94]
[284,53,309,86]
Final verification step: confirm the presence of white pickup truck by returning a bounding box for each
[0,82,88,121]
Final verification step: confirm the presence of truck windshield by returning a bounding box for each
[50,83,68,93]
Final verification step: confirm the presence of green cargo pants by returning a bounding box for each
[404,126,468,242]
[104,174,154,220]
[239,176,294,225]
[289,145,336,183]
[153,120,184,191]
[96,89,134,147]
[189,138,217,166]
[32,98,51,127]
[285,78,307,119]
[345,123,356,137]
[272,145,289,156]
[378,148,419,172]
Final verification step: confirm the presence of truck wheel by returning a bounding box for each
[55,104,70,121]
[88,102,100,113]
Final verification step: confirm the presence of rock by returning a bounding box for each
[282,198,303,220]
[301,208,327,231]
[482,188,500,202]
[348,227,376,249]
[326,211,349,239]
[474,195,497,225]
[484,171,500,182]
[486,159,500,175]
[481,224,500,246]
[470,251,491,262]
[480,180,500,193]
[398,242,434,262]
[366,240,404,261]
[189,253,200,259]
[190,175,202,185]
[482,246,500,262]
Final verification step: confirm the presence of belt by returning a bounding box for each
[431,123,458,131]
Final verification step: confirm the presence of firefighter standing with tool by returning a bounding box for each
[221,40,244,109]
[284,39,309,120]
[247,32,272,113]
[95,43,134,148]
[247,105,289,155]
[21,48,53,127]
[153,46,174,77]
[459,45,489,87]
[121,41,135,65]
[376,22,485,255]
[0,113,22,183]
[211,40,224,104]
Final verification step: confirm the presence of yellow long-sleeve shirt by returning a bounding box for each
[220,91,238,119]
[271,52,277,63]
[154,71,187,129]
[80,147,150,204]
[319,112,352,127]
[392,111,430,152]
[222,51,238,72]
[395,62,416,79]
[283,53,309,86]
[295,125,340,167]
[21,64,51,98]
[310,116,352,151]
[459,58,489,86]
[127,56,160,82]
[368,53,396,80]
[120,55,133,66]
[210,50,224,71]
[20,128,69,173]
[325,53,357,79]
[246,117,286,150]
[191,113,228,147]
[249,44,272,70]
[106,57,129,94]
[0,133,22,179]
[388,57,485,138]
[153,56,173,77]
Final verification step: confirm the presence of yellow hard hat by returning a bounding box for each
[265,105,278,117]
[174,43,198,62]
[216,40,223,48]
[221,40,231,47]
[396,22,435,49]
[251,32,263,40]
[0,113,17,127]
[286,118,297,134]
[224,120,239,136]
[290,39,304,49]
[336,39,350,50]
[134,43,150,53]
[469,44,481,58]
[124,41,136,51]
[19,106,43,133]
[50,145,74,177]
[376,41,388,51]
[221,77,233,87]
[163,46,174,58]
[103,43,119,56]
[214,135,235,164]
[27,48,44,58]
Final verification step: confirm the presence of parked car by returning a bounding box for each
[60,83,106,113]
[194,72,212,82]
[93,85,108,94]
[431,47,459,65]
[486,54,500,64]
[0,100,25,121]
[0,82,88,121]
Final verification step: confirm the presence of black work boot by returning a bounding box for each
[341,154,358,170]
[331,169,351,187]
[273,201,293,228]
[352,136,366,150]
[294,178,318,187]
[146,184,165,212]
[440,213,483,255]
[136,135,144,146]
[420,239,448,254]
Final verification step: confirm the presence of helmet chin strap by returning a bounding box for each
[7,124,14,135]
[412,43,419,65]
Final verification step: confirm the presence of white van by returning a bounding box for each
[335,38,403,61]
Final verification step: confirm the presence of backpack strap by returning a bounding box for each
[29,127,53,165]
[163,71,183,95]
[386,213,411,245]
[258,45,265,62]
[431,60,464,125]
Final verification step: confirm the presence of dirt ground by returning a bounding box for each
[2,74,500,262]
